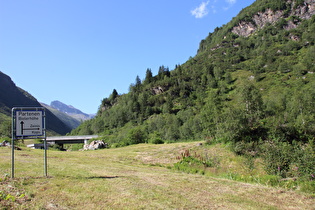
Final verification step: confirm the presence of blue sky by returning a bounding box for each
[0,0,256,114]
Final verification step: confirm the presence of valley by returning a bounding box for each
[1,1,315,207]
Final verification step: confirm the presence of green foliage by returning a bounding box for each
[173,149,218,175]
[64,143,84,151]
[261,139,315,179]
[0,119,11,138]
[0,191,17,202]
[148,131,164,144]
[174,156,206,174]
[143,68,153,84]
[232,140,261,157]
[49,144,64,151]
[126,127,146,145]
[300,181,315,194]
[303,46,315,70]
[225,173,281,187]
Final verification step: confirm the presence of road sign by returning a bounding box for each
[15,110,44,137]
[11,107,47,178]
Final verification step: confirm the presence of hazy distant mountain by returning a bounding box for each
[50,100,95,122]
[0,71,72,135]
[41,103,81,130]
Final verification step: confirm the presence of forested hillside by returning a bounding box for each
[72,0,315,180]
[73,0,315,143]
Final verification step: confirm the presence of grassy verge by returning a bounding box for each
[1,142,315,209]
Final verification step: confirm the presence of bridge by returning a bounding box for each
[46,135,99,146]
[27,135,99,149]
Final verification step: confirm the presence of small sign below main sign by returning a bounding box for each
[15,110,44,137]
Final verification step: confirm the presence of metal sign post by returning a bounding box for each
[11,107,47,178]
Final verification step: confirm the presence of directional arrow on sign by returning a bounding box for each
[20,121,40,135]
[20,121,24,135]
[15,110,44,137]
[23,128,40,131]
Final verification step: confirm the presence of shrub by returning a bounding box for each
[232,140,261,157]
[262,139,295,177]
[126,127,146,145]
[148,131,164,144]
[49,144,64,151]
[149,138,164,144]
[174,156,206,174]
[261,139,315,179]
[173,149,220,175]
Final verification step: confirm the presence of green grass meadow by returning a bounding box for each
[1,142,315,209]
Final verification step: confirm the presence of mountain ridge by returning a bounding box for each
[50,100,95,122]
[0,71,72,136]
[40,102,81,130]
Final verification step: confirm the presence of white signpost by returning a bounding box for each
[15,110,44,137]
[12,107,47,178]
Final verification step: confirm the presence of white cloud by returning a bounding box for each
[226,0,236,4]
[211,5,217,14]
[223,0,236,11]
[191,1,210,19]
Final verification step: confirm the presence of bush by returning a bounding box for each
[262,139,295,177]
[126,127,146,145]
[173,149,219,175]
[49,144,64,151]
[148,131,164,144]
[174,156,206,174]
[149,138,164,144]
[261,139,315,179]
[232,140,261,157]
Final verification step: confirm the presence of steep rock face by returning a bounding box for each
[292,0,315,19]
[232,0,315,37]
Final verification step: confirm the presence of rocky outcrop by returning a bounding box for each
[232,0,315,37]
[83,140,107,150]
[292,0,315,19]
[151,86,165,95]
